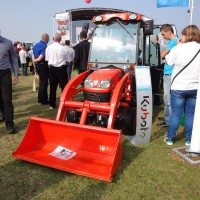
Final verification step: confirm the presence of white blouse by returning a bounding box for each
[165,41,200,90]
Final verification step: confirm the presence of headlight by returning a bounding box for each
[94,16,103,22]
[84,78,93,88]
[98,79,111,89]
[129,14,137,20]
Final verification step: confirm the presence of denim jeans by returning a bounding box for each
[21,63,28,75]
[66,61,73,80]
[163,75,171,123]
[167,90,197,139]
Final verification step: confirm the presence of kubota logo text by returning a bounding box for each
[140,96,150,138]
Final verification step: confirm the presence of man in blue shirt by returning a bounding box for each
[157,24,178,127]
[33,33,49,104]
[0,35,19,133]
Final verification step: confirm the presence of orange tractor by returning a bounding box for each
[13,12,154,181]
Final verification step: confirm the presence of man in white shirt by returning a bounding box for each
[19,46,28,76]
[45,33,68,109]
[65,40,75,80]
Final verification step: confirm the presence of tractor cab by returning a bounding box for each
[88,12,154,70]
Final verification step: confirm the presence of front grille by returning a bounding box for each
[84,91,111,102]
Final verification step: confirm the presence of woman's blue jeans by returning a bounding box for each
[167,90,197,139]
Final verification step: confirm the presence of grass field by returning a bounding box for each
[0,70,200,200]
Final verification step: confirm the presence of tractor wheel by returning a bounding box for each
[121,107,136,135]
[67,110,79,123]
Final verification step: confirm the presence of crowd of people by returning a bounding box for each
[0,24,200,150]
[13,42,35,76]
[32,31,90,109]
[0,30,91,133]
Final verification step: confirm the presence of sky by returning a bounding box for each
[0,0,199,43]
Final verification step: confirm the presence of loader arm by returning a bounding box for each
[107,72,132,128]
[56,71,89,121]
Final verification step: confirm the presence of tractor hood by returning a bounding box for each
[84,68,124,93]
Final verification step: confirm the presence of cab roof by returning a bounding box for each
[63,7,151,21]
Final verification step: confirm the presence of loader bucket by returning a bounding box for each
[13,117,122,182]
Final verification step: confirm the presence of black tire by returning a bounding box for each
[121,107,136,135]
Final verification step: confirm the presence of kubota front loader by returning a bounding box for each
[13,11,154,181]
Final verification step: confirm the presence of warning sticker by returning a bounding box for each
[49,145,76,160]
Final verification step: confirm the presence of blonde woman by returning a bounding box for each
[164,25,200,146]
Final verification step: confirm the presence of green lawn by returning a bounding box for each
[0,70,199,200]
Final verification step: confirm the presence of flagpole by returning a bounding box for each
[189,0,194,25]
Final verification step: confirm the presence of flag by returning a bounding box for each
[157,0,189,8]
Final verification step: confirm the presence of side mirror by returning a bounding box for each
[144,20,154,35]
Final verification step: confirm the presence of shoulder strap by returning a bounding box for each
[171,49,200,86]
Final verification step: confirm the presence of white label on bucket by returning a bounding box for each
[49,145,76,160]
